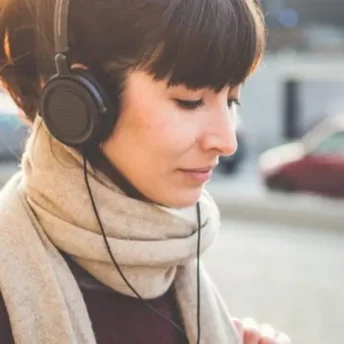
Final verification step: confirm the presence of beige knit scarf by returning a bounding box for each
[0,119,240,344]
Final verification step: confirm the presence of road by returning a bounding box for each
[203,219,344,344]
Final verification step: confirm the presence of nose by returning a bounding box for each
[200,107,238,156]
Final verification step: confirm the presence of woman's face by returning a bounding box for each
[101,70,240,208]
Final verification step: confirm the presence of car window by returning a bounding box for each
[312,131,344,156]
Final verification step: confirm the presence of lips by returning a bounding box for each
[179,166,216,182]
[181,163,217,172]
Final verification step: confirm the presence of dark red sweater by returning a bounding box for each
[0,254,189,344]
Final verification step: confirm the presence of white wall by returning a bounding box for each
[240,53,344,154]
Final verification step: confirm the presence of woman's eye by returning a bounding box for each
[174,99,203,110]
[174,98,240,110]
[227,99,241,108]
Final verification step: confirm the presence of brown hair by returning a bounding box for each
[0,0,265,201]
[0,0,265,124]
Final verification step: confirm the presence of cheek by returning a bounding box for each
[123,98,196,160]
[102,99,176,173]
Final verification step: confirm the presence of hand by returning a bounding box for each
[233,317,291,344]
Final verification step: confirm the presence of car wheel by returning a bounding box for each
[266,175,294,192]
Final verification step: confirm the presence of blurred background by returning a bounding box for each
[1,1,344,343]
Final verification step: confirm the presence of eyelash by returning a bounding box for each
[175,99,241,110]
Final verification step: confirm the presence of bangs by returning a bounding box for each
[141,0,265,91]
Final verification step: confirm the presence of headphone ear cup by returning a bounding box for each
[39,69,116,148]
[74,69,119,142]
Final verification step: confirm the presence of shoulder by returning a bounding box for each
[0,172,26,230]
[0,171,23,209]
[0,169,23,195]
[0,172,30,343]
[0,173,22,343]
[0,173,37,344]
[0,173,28,255]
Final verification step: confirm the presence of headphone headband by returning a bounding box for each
[54,0,70,54]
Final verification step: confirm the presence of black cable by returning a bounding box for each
[83,155,202,340]
[196,202,201,344]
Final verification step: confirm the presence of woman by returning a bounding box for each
[0,0,290,343]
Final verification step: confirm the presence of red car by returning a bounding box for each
[259,115,344,198]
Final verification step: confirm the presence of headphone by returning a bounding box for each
[39,0,116,148]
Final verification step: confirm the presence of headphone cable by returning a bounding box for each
[82,156,202,342]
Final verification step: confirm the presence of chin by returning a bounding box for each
[162,187,204,209]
